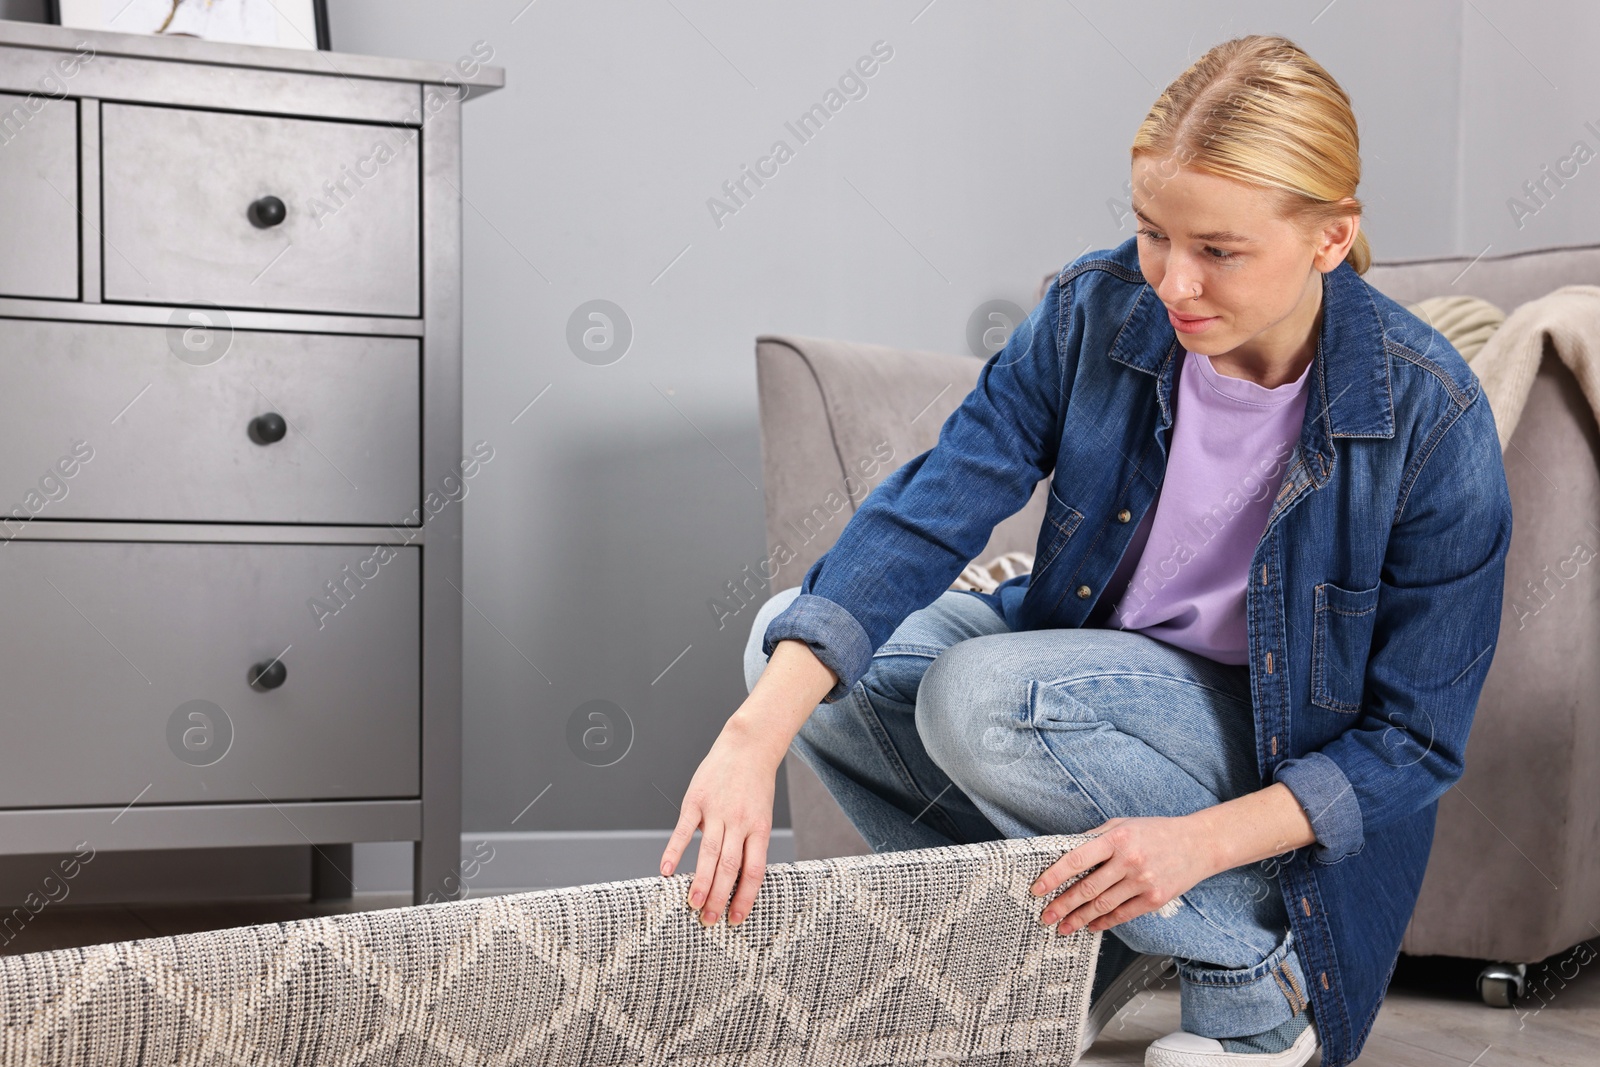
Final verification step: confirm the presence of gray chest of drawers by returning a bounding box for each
[0,21,502,905]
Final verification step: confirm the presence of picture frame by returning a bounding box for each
[45,0,330,51]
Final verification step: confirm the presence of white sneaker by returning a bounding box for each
[1079,947,1173,1056]
[1144,1020,1319,1066]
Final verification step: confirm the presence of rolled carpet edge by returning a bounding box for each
[0,832,1103,1067]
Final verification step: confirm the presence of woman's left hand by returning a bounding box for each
[1030,815,1220,935]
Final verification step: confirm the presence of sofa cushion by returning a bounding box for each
[1404,294,1507,365]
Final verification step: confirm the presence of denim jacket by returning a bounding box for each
[762,235,1513,1067]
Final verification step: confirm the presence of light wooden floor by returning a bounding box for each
[3,897,1595,1065]
[1082,952,1600,1066]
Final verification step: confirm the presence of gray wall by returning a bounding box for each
[319,0,1527,838]
[1,0,1596,889]
[1457,2,1600,256]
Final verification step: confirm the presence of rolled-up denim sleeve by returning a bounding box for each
[1278,385,1512,863]
[762,593,871,704]
[758,266,1085,702]
[1272,751,1364,861]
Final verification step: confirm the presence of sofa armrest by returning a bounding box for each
[754,333,1049,596]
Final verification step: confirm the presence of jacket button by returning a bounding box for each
[1076,585,1092,599]
[1116,509,1131,523]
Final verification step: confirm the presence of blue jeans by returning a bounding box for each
[744,584,1311,1040]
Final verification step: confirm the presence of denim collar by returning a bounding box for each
[1103,246,1396,488]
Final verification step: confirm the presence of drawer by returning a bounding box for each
[0,92,78,299]
[100,103,420,316]
[0,318,419,525]
[0,541,419,808]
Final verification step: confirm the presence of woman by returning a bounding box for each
[660,34,1512,1067]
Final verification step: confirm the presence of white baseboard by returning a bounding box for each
[353,829,798,897]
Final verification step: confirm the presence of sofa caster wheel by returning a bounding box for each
[1477,963,1527,1008]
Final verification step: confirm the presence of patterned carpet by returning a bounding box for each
[0,833,1100,1066]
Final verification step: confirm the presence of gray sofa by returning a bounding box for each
[753,242,1600,998]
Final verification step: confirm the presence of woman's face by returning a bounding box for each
[1129,153,1356,371]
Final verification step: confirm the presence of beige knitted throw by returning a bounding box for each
[1437,285,1600,451]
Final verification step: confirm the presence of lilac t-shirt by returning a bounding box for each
[1084,348,1313,665]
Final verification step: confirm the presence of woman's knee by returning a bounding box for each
[743,585,804,693]
[915,637,1030,780]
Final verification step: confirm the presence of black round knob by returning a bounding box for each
[248,195,287,229]
[249,412,288,445]
[248,658,287,692]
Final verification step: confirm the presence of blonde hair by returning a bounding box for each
[1130,34,1370,275]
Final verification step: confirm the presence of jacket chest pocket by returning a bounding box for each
[1311,580,1382,713]
[1033,482,1084,579]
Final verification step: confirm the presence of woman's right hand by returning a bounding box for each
[660,719,782,928]
[659,637,839,929]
